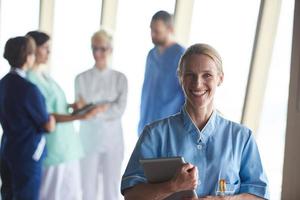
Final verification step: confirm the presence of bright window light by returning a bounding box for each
[0,0,40,79]
[256,0,295,199]
[189,0,261,122]
[50,0,102,102]
[0,0,40,136]
[112,0,176,167]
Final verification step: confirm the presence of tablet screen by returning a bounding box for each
[140,157,198,200]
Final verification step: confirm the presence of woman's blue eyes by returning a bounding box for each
[185,73,212,78]
[203,73,212,78]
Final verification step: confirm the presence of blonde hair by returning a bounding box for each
[91,29,113,47]
[177,43,223,76]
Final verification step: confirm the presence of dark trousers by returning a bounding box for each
[0,157,42,200]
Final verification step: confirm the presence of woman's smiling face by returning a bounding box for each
[36,41,50,64]
[181,54,223,110]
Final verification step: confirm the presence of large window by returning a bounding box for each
[189,0,261,122]
[50,0,102,102]
[0,0,40,78]
[112,0,176,165]
[256,0,295,199]
[0,0,40,136]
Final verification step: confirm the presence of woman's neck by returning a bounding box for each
[20,65,28,72]
[95,63,107,70]
[186,102,214,131]
[31,63,45,72]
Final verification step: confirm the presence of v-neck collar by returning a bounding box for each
[182,105,218,144]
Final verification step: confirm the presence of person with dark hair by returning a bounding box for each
[151,10,174,31]
[138,10,185,135]
[26,31,50,46]
[0,36,55,200]
[26,31,50,65]
[26,31,98,200]
[122,44,269,200]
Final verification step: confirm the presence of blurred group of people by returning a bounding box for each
[0,10,184,200]
[0,28,127,200]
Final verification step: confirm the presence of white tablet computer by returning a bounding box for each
[139,157,198,200]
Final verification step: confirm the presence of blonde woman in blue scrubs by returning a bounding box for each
[122,44,269,200]
[26,31,98,200]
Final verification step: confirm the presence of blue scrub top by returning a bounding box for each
[0,72,49,162]
[138,43,185,135]
[122,106,269,199]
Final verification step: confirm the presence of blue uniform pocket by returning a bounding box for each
[215,181,240,196]
[224,182,240,195]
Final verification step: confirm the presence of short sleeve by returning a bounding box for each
[121,126,157,194]
[24,85,49,133]
[239,132,270,199]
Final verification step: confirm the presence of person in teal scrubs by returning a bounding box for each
[26,31,98,200]
[122,44,269,200]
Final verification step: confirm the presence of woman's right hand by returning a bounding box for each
[80,104,107,119]
[72,96,87,111]
[80,107,98,119]
[169,163,199,192]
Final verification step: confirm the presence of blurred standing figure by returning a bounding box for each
[26,31,98,200]
[75,30,127,200]
[0,36,55,200]
[138,10,185,135]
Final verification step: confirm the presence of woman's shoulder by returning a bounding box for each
[110,69,126,78]
[23,80,46,101]
[0,73,42,100]
[26,70,40,82]
[108,69,127,85]
[10,73,37,90]
[138,112,185,144]
[76,68,94,79]
[216,112,252,136]
[144,112,183,132]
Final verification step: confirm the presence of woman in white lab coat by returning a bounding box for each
[75,30,128,200]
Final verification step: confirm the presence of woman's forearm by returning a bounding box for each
[125,164,198,200]
[43,115,56,132]
[52,113,82,122]
[229,193,264,200]
[198,193,265,200]
[124,182,175,200]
